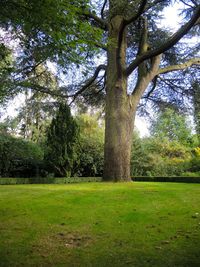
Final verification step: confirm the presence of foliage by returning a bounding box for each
[150,108,193,145]
[44,103,79,177]
[0,133,43,177]
[0,43,15,104]
[131,132,192,177]
[194,147,200,157]
[0,116,20,136]
[186,146,200,174]
[131,130,152,176]
[147,108,200,176]
[0,0,103,68]
[8,64,62,144]
[76,113,104,177]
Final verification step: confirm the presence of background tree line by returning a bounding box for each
[0,103,200,178]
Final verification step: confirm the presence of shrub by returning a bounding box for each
[78,136,104,177]
[186,147,200,174]
[0,133,43,177]
[76,114,104,177]
[131,135,191,177]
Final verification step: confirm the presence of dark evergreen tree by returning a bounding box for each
[45,103,79,177]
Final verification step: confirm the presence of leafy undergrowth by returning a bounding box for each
[0,182,200,267]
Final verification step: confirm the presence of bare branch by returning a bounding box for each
[158,57,200,74]
[126,5,200,76]
[101,0,108,19]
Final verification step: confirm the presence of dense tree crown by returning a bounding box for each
[0,0,199,181]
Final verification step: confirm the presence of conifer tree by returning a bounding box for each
[45,103,79,177]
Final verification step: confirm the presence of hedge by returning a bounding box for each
[132,176,200,183]
[1,176,200,185]
[0,177,102,185]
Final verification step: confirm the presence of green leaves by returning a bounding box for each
[0,133,43,177]
[150,108,193,146]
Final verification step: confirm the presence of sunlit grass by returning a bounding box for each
[0,182,200,266]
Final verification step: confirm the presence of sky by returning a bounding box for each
[0,2,196,137]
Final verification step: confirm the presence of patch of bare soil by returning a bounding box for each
[56,232,92,248]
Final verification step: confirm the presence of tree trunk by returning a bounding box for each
[103,89,137,182]
[103,15,136,182]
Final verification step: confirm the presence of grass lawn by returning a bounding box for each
[0,182,200,267]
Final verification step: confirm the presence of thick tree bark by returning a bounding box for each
[103,15,136,182]
[103,89,136,181]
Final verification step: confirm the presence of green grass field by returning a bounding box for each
[0,182,200,267]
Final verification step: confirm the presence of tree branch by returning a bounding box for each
[83,12,108,30]
[124,0,148,26]
[17,81,69,99]
[131,55,162,100]
[117,0,162,57]
[117,0,148,57]
[94,42,107,51]
[69,64,107,104]
[101,0,108,19]
[16,65,107,102]
[158,76,188,96]
[180,0,198,8]
[158,57,200,74]
[126,4,200,76]
[180,0,194,8]
[143,75,158,99]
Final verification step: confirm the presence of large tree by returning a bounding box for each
[0,0,200,181]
